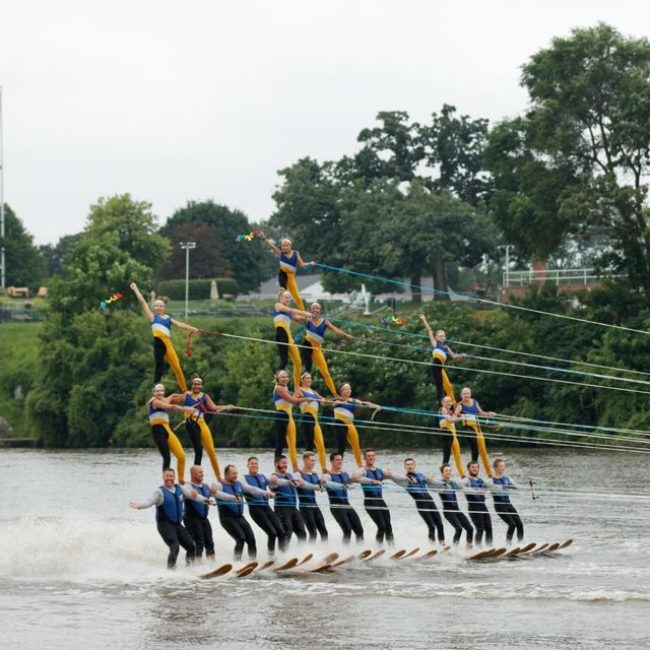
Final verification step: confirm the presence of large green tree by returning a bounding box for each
[161,201,273,293]
[0,204,46,289]
[521,23,650,290]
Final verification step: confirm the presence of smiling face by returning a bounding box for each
[247,457,259,475]
[280,238,293,254]
[364,449,376,467]
[153,299,166,316]
[303,454,316,472]
[300,372,312,388]
[330,454,343,472]
[163,468,175,488]
[275,456,288,473]
[404,459,416,473]
[461,387,472,401]
[339,383,352,399]
[225,465,238,483]
[152,384,165,399]
[310,303,322,318]
[276,370,290,386]
[191,378,203,394]
[441,396,453,410]
[435,330,446,344]
[191,465,204,484]
[468,461,479,477]
[441,465,452,481]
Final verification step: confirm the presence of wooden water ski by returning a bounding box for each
[545,543,560,553]
[504,546,522,557]
[275,557,299,571]
[257,560,275,571]
[296,553,314,567]
[467,548,495,561]
[323,552,339,564]
[199,563,233,579]
[362,549,386,563]
[331,554,355,568]
[310,563,334,573]
[557,538,574,549]
[390,549,407,560]
[357,549,373,560]
[235,561,258,576]
[401,547,420,560]
[419,549,438,559]
[531,543,549,554]
[518,542,537,554]
[488,547,508,559]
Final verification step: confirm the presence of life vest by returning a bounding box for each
[273,472,298,508]
[156,485,184,524]
[244,474,269,505]
[405,472,433,501]
[491,476,512,503]
[361,467,385,499]
[185,483,210,518]
[438,480,460,509]
[465,476,487,504]
[325,472,350,506]
[297,472,320,505]
[218,481,245,517]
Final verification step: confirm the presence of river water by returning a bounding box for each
[1,447,649,650]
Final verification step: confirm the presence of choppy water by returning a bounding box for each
[1,447,649,650]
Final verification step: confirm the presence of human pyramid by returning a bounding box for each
[129,233,528,570]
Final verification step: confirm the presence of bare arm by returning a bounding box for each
[475,401,496,417]
[275,302,311,319]
[151,397,195,415]
[170,317,198,333]
[295,250,315,268]
[275,385,309,405]
[445,345,466,362]
[257,230,281,256]
[130,282,153,321]
[325,320,354,341]
[419,314,436,347]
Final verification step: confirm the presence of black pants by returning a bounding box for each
[184,514,215,558]
[300,504,328,542]
[364,498,394,545]
[278,269,288,289]
[249,505,286,554]
[330,505,364,543]
[275,326,290,369]
[301,413,316,451]
[414,498,445,543]
[494,502,524,543]
[151,425,172,471]
[273,411,289,460]
[441,428,454,466]
[467,503,493,545]
[443,508,474,544]
[185,420,203,465]
[153,337,167,384]
[432,360,445,404]
[220,515,257,560]
[156,520,196,569]
[458,426,479,461]
[300,339,314,371]
[334,420,350,458]
[274,505,307,546]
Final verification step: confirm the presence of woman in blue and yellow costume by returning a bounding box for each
[454,386,495,477]
[131,282,198,392]
[419,314,466,405]
[302,302,354,396]
[258,230,313,311]
[272,369,310,472]
[148,383,196,483]
[332,382,380,468]
[295,371,328,473]
[273,290,311,388]
[168,375,235,482]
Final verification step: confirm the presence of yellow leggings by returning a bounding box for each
[275,325,302,388]
[301,410,327,472]
[275,408,298,471]
[441,368,456,403]
[466,421,492,477]
[441,422,464,477]
[152,422,186,484]
[187,417,222,481]
[306,343,337,396]
[284,272,305,311]
[154,334,187,392]
[335,416,362,467]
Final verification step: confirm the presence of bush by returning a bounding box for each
[156,278,239,300]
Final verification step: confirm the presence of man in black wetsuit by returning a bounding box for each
[323,453,364,544]
[461,461,493,546]
[129,467,215,569]
[353,449,398,546]
[487,458,524,544]
[430,464,474,547]
[297,452,328,542]
[272,455,308,547]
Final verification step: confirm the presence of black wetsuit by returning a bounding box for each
[325,472,364,543]
[244,473,286,554]
[405,471,445,543]
[218,481,257,560]
[183,483,215,558]
[462,476,493,545]
[273,472,307,545]
[491,476,524,543]
[155,485,196,569]
[297,471,328,542]
[360,467,394,545]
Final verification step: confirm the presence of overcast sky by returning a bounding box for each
[1,0,648,245]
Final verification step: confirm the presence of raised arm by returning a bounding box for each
[257,230,281,257]
[419,314,436,347]
[130,282,153,321]
[325,320,354,341]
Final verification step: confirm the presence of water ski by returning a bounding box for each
[401,547,420,560]
[235,561,258,576]
[275,557,299,571]
[236,564,257,578]
[441,545,452,553]
[532,543,549,554]
[331,554,355,568]
[504,546,522,557]
[420,549,438,560]
[488,548,508,559]
[258,560,275,571]
[518,542,537,554]
[200,563,233,579]
[310,563,334,573]
[390,549,407,561]
[467,548,494,561]
[296,553,314,567]
[357,549,373,560]
[545,542,561,553]
[323,552,339,564]
[362,549,386,563]
[558,538,574,549]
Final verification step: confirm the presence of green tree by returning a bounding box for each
[521,23,650,290]
[161,201,272,293]
[39,233,82,278]
[0,204,46,289]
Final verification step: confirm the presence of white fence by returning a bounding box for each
[503,268,622,288]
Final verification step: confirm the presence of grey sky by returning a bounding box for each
[1,0,648,244]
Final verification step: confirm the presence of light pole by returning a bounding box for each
[179,241,196,319]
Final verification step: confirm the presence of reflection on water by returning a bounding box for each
[1,448,649,650]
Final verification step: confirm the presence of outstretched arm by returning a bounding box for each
[325,320,354,341]
[130,282,153,321]
[419,314,436,347]
[257,230,281,257]
[129,489,164,510]
[275,302,311,319]
[295,251,315,269]
[170,317,198,333]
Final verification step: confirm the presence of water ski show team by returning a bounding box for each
[129,232,531,570]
